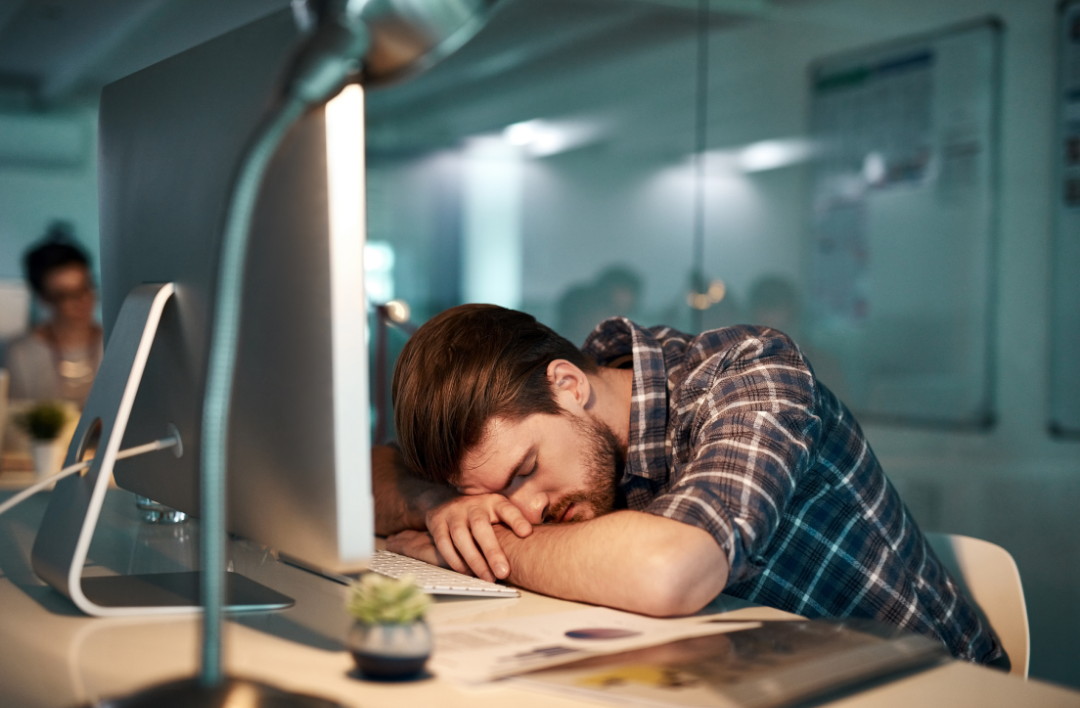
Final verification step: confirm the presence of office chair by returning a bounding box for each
[925,532,1030,678]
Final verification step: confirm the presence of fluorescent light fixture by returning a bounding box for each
[365,241,395,303]
[738,138,814,173]
[504,120,540,146]
[463,137,523,309]
[502,118,600,157]
[364,241,395,272]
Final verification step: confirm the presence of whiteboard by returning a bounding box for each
[806,21,1001,428]
[1051,2,1080,437]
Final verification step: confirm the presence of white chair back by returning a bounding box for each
[926,532,1029,678]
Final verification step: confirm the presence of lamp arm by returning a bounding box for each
[199,4,370,687]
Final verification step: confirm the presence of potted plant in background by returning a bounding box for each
[16,401,68,479]
[346,574,433,680]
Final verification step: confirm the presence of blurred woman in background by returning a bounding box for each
[5,223,102,409]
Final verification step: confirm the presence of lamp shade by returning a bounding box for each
[359,0,498,84]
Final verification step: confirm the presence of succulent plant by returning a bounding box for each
[16,401,68,441]
[346,573,431,624]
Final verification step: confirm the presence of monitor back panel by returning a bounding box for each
[98,10,372,571]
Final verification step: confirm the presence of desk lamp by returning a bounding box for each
[100,0,496,706]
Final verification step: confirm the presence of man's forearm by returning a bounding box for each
[494,510,729,617]
[372,444,455,536]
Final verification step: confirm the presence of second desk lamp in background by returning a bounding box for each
[98,0,497,706]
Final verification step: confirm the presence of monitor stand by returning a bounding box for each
[30,283,293,616]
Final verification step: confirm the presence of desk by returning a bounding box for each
[1,488,1078,708]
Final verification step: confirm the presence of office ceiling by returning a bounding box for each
[0,0,775,110]
[0,0,291,107]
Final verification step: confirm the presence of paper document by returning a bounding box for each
[428,607,759,683]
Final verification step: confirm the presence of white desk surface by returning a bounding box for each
[1,487,1078,708]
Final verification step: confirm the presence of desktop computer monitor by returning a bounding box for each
[96,9,373,574]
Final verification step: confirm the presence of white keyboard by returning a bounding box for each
[368,550,520,597]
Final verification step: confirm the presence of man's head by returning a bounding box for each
[393,304,623,523]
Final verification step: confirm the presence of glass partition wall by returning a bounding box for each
[363,0,999,436]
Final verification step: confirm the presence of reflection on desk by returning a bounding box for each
[1,488,1078,708]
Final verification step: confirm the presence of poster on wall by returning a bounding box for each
[1051,2,1080,436]
[806,21,999,428]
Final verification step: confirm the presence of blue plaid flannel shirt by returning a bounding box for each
[582,318,1000,663]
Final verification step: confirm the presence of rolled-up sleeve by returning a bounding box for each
[644,329,822,586]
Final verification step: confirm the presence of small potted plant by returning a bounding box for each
[346,573,433,680]
[16,401,68,479]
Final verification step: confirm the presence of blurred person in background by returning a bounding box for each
[747,274,848,403]
[5,222,102,409]
[557,265,643,346]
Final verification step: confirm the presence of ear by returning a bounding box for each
[546,359,591,414]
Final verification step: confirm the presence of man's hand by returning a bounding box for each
[385,529,447,568]
[425,494,533,582]
[372,444,455,536]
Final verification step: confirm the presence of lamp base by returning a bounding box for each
[93,677,348,708]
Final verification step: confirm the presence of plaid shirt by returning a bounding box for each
[582,318,1000,663]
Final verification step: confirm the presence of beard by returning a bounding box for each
[543,414,624,524]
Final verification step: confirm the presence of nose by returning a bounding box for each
[507,480,547,525]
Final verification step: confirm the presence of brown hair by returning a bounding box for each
[392,304,596,485]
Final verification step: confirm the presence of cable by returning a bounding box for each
[0,435,181,518]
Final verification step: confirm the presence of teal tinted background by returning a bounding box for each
[0,0,1077,689]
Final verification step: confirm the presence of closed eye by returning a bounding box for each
[500,448,536,493]
[522,458,538,478]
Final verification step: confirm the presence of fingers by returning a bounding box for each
[429,511,502,581]
[468,513,511,579]
[449,513,497,582]
[385,530,445,567]
[424,494,527,582]
[385,529,421,551]
[494,498,533,538]
[429,523,471,577]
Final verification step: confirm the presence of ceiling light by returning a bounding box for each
[500,118,599,157]
[504,120,541,146]
[738,138,814,173]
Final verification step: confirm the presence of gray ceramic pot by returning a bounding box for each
[348,620,432,680]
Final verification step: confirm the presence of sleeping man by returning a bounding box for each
[371,303,1002,665]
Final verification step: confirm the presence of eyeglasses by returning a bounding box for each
[45,284,94,304]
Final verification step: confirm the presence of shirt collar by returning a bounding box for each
[582,318,670,482]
